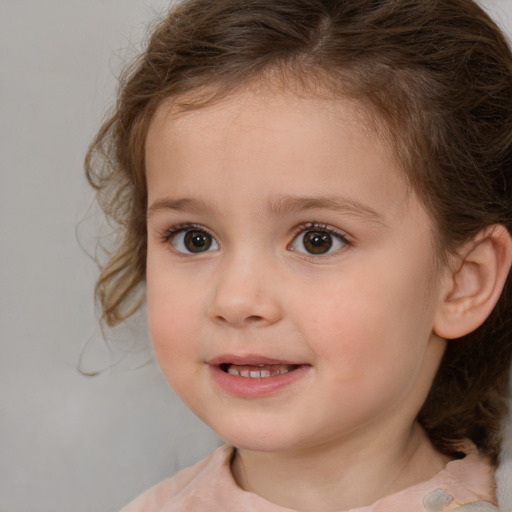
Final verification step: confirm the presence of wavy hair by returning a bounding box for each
[86,0,512,463]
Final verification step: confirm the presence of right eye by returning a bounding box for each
[169,228,219,254]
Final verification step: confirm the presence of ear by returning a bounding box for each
[434,225,512,339]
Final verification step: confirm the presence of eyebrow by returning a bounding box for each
[148,197,217,219]
[265,195,386,225]
[147,195,387,226]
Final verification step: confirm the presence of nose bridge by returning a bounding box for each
[209,248,282,327]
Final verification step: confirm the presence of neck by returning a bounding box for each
[230,422,451,512]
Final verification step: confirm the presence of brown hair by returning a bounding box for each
[86,0,512,463]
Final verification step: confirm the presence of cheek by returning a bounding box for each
[304,293,435,428]
[146,265,203,380]
[299,265,435,381]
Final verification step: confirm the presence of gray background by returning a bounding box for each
[1,1,511,511]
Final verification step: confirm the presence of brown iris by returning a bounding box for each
[184,230,212,253]
[302,231,333,254]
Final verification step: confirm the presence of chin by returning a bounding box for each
[209,419,302,453]
[222,435,294,453]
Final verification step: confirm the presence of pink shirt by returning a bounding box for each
[120,443,497,512]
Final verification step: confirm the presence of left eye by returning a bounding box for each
[171,229,219,254]
[290,229,346,255]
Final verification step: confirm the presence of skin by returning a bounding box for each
[144,86,453,511]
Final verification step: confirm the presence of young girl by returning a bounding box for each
[86,0,512,510]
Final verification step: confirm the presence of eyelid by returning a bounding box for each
[290,222,350,240]
[158,221,350,256]
[288,222,351,256]
[161,222,214,241]
[161,223,220,254]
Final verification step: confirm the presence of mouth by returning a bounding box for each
[219,363,299,378]
[208,354,308,396]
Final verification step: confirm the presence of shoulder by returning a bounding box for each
[119,445,234,512]
[495,428,512,511]
[366,441,497,512]
[418,441,497,511]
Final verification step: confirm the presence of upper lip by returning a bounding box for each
[207,354,303,366]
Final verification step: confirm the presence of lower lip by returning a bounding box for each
[209,364,310,397]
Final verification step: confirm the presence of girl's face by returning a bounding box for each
[145,87,448,454]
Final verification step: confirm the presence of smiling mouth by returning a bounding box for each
[219,363,299,378]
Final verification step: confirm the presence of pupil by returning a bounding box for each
[304,231,332,254]
[184,230,211,252]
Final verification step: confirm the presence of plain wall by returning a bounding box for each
[1,1,512,511]
[1,2,219,512]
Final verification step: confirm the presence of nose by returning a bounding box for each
[207,254,283,328]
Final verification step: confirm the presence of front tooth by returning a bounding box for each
[224,364,295,377]
[272,367,290,376]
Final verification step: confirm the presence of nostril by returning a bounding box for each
[213,313,264,326]
[246,315,264,323]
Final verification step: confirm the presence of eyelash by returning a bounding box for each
[290,222,350,251]
[160,222,350,255]
[161,223,213,243]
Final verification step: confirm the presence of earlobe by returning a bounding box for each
[434,225,512,339]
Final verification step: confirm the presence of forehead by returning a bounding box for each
[145,86,430,236]
[146,84,395,181]
[150,78,382,134]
